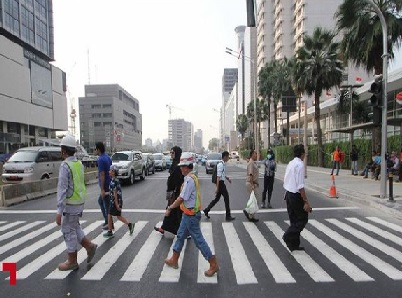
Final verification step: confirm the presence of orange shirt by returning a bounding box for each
[333,150,341,162]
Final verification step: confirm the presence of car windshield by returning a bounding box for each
[207,153,221,160]
[7,151,37,162]
[165,156,171,162]
[112,153,131,161]
[153,155,162,160]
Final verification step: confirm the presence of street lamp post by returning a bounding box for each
[226,47,258,155]
[364,0,388,199]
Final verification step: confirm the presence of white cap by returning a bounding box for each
[178,152,194,167]
[60,134,76,149]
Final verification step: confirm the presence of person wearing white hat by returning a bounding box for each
[55,135,97,271]
[164,152,219,277]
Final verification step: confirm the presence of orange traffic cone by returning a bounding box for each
[329,175,338,198]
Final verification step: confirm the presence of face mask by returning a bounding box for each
[267,154,272,159]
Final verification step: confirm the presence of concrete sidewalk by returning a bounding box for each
[232,159,402,219]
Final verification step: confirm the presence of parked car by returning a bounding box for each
[2,147,62,183]
[142,153,155,176]
[205,152,222,174]
[165,156,173,169]
[111,150,146,184]
[230,151,240,161]
[153,153,167,171]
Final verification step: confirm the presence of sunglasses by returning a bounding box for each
[170,151,174,154]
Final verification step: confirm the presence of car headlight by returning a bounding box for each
[121,165,128,169]
[24,167,34,173]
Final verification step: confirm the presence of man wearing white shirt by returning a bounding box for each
[203,151,235,221]
[282,144,312,252]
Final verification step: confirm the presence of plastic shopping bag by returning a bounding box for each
[245,191,259,215]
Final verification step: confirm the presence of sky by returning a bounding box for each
[52,0,247,148]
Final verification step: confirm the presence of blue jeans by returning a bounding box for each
[98,194,110,225]
[173,212,212,261]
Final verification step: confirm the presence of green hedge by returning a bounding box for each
[272,135,401,169]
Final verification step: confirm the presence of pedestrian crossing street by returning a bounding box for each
[1,216,402,284]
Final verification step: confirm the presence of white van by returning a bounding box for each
[2,146,63,183]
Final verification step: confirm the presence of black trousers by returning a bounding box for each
[283,191,308,249]
[262,176,275,203]
[205,181,231,217]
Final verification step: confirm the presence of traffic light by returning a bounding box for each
[368,80,382,107]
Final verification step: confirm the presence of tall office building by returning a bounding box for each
[0,0,67,153]
[79,84,142,153]
[222,68,238,95]
[194,129,203,153]
[168,119,194,152]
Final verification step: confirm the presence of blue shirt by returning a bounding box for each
[57,156,85,215]
[180,174,196,208]
[98,153,112,191]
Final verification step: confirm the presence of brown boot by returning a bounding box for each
[204,255,219,277]
[58,252,79,271]
[164,251,180,269]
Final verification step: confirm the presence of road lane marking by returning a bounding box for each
[347,217,402,247]
[244,222,295,283]
[0,222,57,255]
[81,221,147,280]
[327,218,402,265]
[366,217,402,233]
[46,221,124,279]
[197,222,217,284]
[0,221,26,232]
[159,235,188,283]
[266,221,334,282]
[222,222,257,284]
[15,221,102,279]
[300,227,373,282]
[0,221,44,242]
[310,219,402,280]
[121,221,163,282]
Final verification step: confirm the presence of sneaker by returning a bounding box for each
[103,231,114,238]
[128,223,135,235]
[203,209,210,219]
[102,223,108,230]
[249,217,259,223]
[290,246,305,252]
[154,226,165,235]
[225,216,235,221]
[260,202,266,209]
[87,244,97,263]
[267,203,272,209]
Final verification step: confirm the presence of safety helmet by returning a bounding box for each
[60,134,76,149]
[178,152,194,167]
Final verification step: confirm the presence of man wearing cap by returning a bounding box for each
[164,152,219,277]
[56,135,97,271]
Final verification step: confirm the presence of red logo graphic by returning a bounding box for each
[2,262,17,285]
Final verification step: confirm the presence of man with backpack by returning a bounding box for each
[203,151,235,221]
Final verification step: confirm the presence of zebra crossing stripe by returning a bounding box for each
[46,221,125,280]
[244,222,295,283]
[0,221,76,264]
[197,222,217,284]
[120,221,163,282]
[222,222,257,285]
[366,217,402,233]
[346,218,402,247]
[0,221,45,242]
[159,235,188,283]
[301,228,373,282]
[0,222,57,256]
[267,221,334,282]
[310,219,402,280]
[327,219,402,265]
[14,221,102,279]
[81,221,147,281]
[0,221,26,232]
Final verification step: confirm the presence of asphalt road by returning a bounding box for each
[1,163,402,298]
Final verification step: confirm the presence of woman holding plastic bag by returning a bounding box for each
[244,150,260,222]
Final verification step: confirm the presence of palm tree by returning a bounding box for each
[295,27,344,167]
[335,0,402,149]
[258,63,274,148]
[246,98,268,150]
[335,0,402,75]
[236,114,248,149]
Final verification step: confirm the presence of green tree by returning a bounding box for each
[208,138,220,151]
[258,62,274,148]
[335,0,402,149]
[246,98,267,150]
[295,27,344,167]
[236,114,248,149]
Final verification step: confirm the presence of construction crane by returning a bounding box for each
[166,104,184,119]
